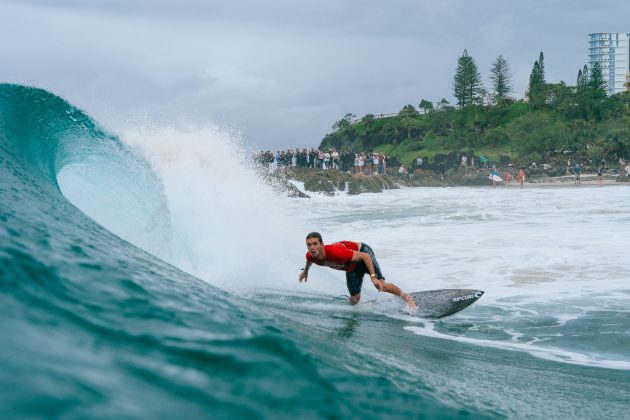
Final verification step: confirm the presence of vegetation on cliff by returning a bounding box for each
[320,51,630,171]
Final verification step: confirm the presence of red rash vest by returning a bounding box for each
[306,241,359,272]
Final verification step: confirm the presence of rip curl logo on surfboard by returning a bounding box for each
[452,291,483,303]
[408,289,484,318]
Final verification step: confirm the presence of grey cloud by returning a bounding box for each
[1,1,629,149]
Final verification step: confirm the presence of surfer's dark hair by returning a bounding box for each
[306,232,323,243]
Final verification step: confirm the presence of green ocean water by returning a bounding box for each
[0,84,479,418]
[1,84,629,419]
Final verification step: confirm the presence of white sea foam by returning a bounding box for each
[404,323,630,371]
[287,186,630,301]
[285,185,630,368]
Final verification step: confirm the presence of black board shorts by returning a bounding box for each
[346,243,384,296]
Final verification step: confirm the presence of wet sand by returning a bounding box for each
[506,175,628,188]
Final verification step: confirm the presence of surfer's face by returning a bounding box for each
[306,238,323,258]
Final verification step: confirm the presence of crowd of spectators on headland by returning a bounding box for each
[254,148,630,186]
[254,148,393,175]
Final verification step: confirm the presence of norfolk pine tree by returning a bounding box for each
[489,55,513,103]
[577,64,590,97]
[588,62,607,93]
[538,51,546,82]
[586,62,608,121]
[528,51,547,107]
[453,49,483,108]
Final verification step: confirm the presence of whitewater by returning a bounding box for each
[1,84,629,419]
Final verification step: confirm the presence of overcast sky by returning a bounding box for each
[1,1,629,149]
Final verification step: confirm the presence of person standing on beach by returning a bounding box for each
[505,170,511,186]
[597,166,603,186]
[574,163,582,185]
[518,169,525,188]
[299,232,417,312]
[398,164,407,178]
[490,166,500,188]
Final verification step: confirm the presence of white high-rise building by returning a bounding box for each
[588,32,630,95]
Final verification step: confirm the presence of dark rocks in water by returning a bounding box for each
[389,173,449,187]
[301,170,348,196]
[291,169,402,195]
[412,176,448,187]
[463,173,492,186]
[291,168,488,195]
[259,168,310,198]
[347,174,398,195]
[287,183,310,198]
[615,174,629,183]
[443,167,489,186]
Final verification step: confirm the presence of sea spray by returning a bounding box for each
[118,124,338,293]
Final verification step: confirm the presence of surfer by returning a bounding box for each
[489,167,500,188]
[299,232,417,312]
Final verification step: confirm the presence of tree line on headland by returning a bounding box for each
[319,50,630,173]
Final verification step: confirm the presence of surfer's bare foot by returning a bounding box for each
[403,294,416,313]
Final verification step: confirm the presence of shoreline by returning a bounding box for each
[491,175,627,188]
[274,167,629,196]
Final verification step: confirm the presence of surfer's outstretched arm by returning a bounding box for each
[299,261,313,283]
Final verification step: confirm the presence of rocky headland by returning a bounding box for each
[262,165,628,197]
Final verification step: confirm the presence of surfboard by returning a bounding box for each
[488,174,502,182]
[408,289,484,318]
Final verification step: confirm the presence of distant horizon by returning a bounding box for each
[1,1,629,149]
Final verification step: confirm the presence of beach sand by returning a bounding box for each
[508,175,628,188]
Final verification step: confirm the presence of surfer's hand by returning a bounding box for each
[298,271,308,283]
[372,278,383,291]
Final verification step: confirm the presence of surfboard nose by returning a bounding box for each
[409,289,484,318]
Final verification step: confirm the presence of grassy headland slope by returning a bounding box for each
[320,86,630,172]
